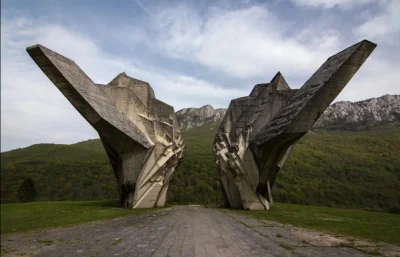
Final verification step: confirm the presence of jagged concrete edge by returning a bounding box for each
[26,44,153,149]
[253,40,377,146]
[251,40,376,192]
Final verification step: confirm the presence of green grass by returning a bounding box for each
[231,203,400,244]
[0,200,156,234]
[2,124,400,213]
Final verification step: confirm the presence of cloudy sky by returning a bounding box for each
[1,0,399,151]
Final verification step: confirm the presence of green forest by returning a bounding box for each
[1,124,400,213]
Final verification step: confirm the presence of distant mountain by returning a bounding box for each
[314,95,400,130]
[176,105,226,130]
[175,95,400,131]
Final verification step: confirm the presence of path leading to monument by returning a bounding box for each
[1,206,397,257]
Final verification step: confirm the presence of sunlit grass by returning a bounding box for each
[231,203,400,244]
[1,200,156,234]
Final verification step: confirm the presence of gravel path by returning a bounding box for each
[1,206,397,257]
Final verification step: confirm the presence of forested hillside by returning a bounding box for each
[1,140,115,202]
[1,124,400,212]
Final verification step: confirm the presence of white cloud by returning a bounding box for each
[149,3,399,102]
[333,53,400,102]
[290,0,374,9]
[151,5,343,80]
[1,2,399,152]
[1,16,244,151]
[354,0,400,43]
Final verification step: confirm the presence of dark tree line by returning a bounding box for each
[17,177,36,202]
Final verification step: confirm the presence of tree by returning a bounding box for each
[17,178,36,202]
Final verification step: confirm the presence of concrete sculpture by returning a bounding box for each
[213,40,376,210]
[27,45,185,208]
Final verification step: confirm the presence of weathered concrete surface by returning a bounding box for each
[26,45,185,208]
[2,206,397,257]
[213,40,377,210]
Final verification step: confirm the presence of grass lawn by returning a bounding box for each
[1,200,156,234]
[231,203,400,245]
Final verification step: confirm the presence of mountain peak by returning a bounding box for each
[176,105,227,130]
[200,104,214,110]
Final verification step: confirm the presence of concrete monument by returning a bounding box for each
[213,40,376,210]
[27,45,185,208]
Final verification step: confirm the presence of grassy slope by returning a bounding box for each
[232,203,400,244]
[1,124,400,212]
[276,125,400,212]
[0,200,154,234]
[171,124,400,212]
[1,124,399,242]
[1,140,117,203]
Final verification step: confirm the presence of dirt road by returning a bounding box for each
[1,206,397,257]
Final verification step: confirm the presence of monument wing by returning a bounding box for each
[214,40,376,210]
[250,40,376,198]
[254,40,377,146]
[26,45,152,148]
[27,44,184,209]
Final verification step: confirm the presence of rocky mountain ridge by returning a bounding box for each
[176,94,400,131]
[314,94,400,130]
[176,105,227,130]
